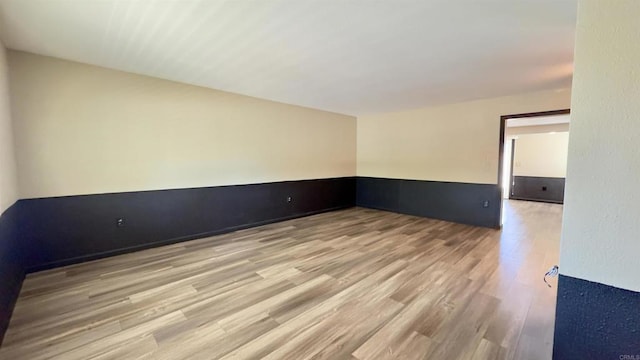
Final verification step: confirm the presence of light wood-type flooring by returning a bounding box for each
[1,200,562,359]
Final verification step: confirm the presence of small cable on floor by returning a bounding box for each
[544,265,559,288]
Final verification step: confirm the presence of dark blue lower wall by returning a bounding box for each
[356,177,501,228]
[18,177,356,272]
[553,275,640,359]
[511,176,565,204]
[0,203,24,346]
[0,177,356,344]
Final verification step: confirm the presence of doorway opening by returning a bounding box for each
[498,109,570,225]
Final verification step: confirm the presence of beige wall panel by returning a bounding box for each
[513,132,569,177]
[560,0,640,292]
[0,43,18,213]
[9,51,356,199]
[357,89,571,184]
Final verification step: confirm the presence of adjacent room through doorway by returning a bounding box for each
[498,109,570,226]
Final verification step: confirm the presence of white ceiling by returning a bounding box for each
[507,114,570,127]
[0,0,577,115]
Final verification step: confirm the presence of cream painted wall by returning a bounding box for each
[0,43,18,214]
[357,89,571,184]
[560,0,640,292]
[8,51,356,199]
[513,132,569,178]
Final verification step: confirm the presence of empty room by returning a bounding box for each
[0,1,638,359]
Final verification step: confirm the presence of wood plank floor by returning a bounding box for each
[1,200,562,360]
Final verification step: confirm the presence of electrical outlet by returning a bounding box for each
[116,218,125,227]
[287,196,292,203]
[482,200,490,208]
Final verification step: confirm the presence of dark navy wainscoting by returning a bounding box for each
[511,176,565,204]
[553,275,640,359]
[18,177,356,273]
[356,177,501,228]
[0,177,354,343]
[2,175,502,343]
[0,203,24,346]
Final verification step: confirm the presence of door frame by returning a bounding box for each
[508,138,516,199]
[497,109,570,223]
